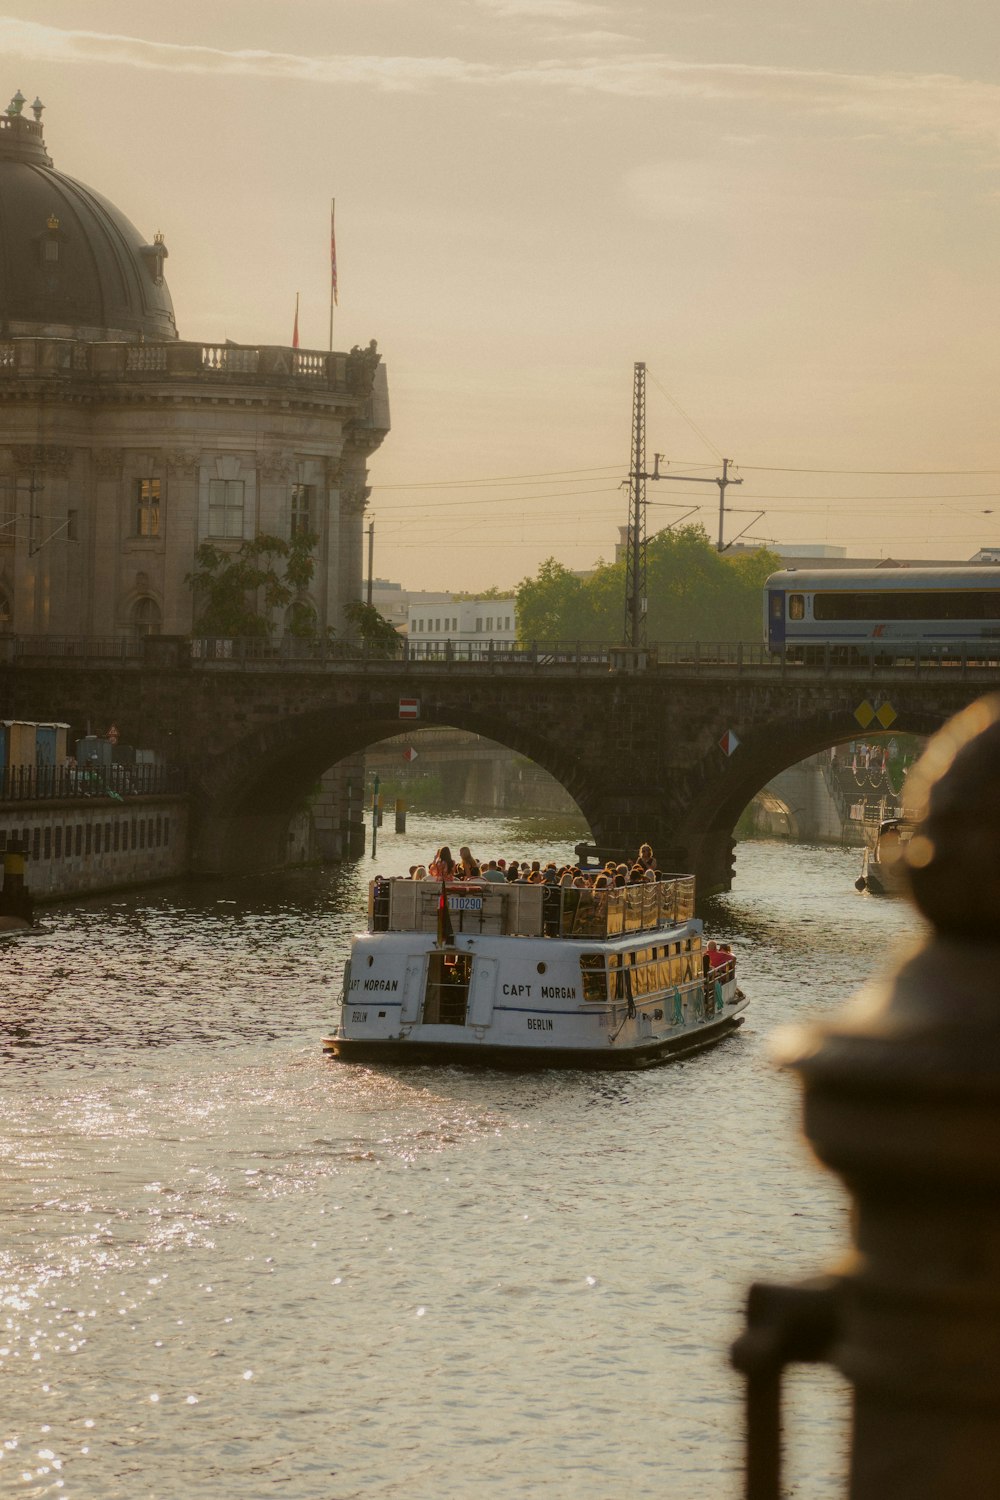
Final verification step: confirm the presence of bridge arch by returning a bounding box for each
[673,703,950,892]
[190,698,598,875]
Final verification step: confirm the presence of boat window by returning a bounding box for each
[580,954,607,1002]
[789,594,805,621]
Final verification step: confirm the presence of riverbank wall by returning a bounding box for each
[0,797,190,899]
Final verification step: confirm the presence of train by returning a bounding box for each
[764,567,1000,662]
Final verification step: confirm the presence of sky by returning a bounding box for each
[4,1,1000,592]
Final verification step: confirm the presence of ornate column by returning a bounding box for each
[732,694,1000,1499]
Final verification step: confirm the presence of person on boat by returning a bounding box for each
[481,860,506,883]
[456,845,481,879]
[705,941,729,971]
[412,865,428,880]
[429,846,455,879]
[635,843,657,873]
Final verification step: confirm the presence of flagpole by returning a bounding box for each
[329,197,338,352]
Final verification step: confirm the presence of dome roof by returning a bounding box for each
[0,103,178,342]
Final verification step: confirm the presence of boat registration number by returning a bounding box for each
[448,896,483,911]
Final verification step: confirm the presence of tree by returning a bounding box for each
[514,528,781,643]
[451,585,515,602]
[186,531,320,638]
[515,558,590,641]
[343,599,401,657]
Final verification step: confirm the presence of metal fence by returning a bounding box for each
[0,763,186,804]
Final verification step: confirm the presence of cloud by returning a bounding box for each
[473,0,610,17]
[3,18,1000,149]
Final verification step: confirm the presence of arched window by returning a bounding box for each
[284,597,317,638]
[131,596,161,638]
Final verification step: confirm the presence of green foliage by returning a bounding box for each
[343,599,401,656]
[186,531,320,638]
[451,585,515,602]
[515,527,781,643]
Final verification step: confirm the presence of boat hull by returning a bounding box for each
[322,1010,745,1070]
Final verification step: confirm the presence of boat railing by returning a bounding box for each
[370,876,696,939]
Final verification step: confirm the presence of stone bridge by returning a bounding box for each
[2,639,997,892]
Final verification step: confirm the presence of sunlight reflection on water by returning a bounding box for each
[0,821,923,1498]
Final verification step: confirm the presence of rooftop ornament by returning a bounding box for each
[7,89,25,117]
[31,97,44,122]
[732,693,1000,1500]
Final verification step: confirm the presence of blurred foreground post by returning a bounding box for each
[732,693,1000,1499]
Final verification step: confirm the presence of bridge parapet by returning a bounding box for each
[3,634,1000,685]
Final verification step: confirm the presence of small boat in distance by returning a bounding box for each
[322,874,747,1069]
[855,817,911,896]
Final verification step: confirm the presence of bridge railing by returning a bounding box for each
[3,634,1000,673]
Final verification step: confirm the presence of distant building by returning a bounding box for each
[366,578,450,632]
[407,597,517,654]
[0,97,389,641]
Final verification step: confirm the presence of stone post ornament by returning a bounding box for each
[732,694,1000,1499]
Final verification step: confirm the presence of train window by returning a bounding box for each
[770,595,783,619]
[788,594,805,621]
[815,590,1000,621]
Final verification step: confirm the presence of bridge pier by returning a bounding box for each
[192,809,293,878]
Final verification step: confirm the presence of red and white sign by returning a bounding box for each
[398,698,420,720]
[719,729,741,757]
[402,747,419,762]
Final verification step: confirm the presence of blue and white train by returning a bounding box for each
[764,567,1000,661]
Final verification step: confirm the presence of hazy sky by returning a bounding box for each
[4,2,1000,591]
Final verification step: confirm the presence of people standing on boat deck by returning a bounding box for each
[482,860,506,883]
[636,843,657,873]
[429,846,455,879]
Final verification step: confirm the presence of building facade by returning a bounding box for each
[407,596,517,655]
[0,98,389,641]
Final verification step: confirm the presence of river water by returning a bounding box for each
[1,814,926,1499]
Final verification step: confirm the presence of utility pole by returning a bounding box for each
[366,519,374,607]
[624,362,663,647]
[716,457,741,552]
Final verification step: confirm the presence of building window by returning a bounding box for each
[135,479,161,538]
[131,597,161,638]
[0,588,10,632]
[44,239,59,263]
[290,484,315,537]
[207,479,245,539]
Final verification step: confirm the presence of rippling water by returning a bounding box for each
[1,816,925,1498]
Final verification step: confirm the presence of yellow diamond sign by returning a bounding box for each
[855,699,896,730]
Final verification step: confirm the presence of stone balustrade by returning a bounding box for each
[0,335,361,390]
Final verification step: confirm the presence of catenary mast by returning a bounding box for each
[624,361,648,647]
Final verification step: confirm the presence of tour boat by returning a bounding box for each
[855,817,911,896]
[322,875,747,1068]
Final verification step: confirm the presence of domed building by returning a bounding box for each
[0,92,389,640]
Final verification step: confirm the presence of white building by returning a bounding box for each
[407,596,517,655]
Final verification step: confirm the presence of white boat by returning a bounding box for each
[322,875,747,1069]
[856,817,910,896]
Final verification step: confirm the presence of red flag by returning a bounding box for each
[292,291,300,349]
[331,200,339,308]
